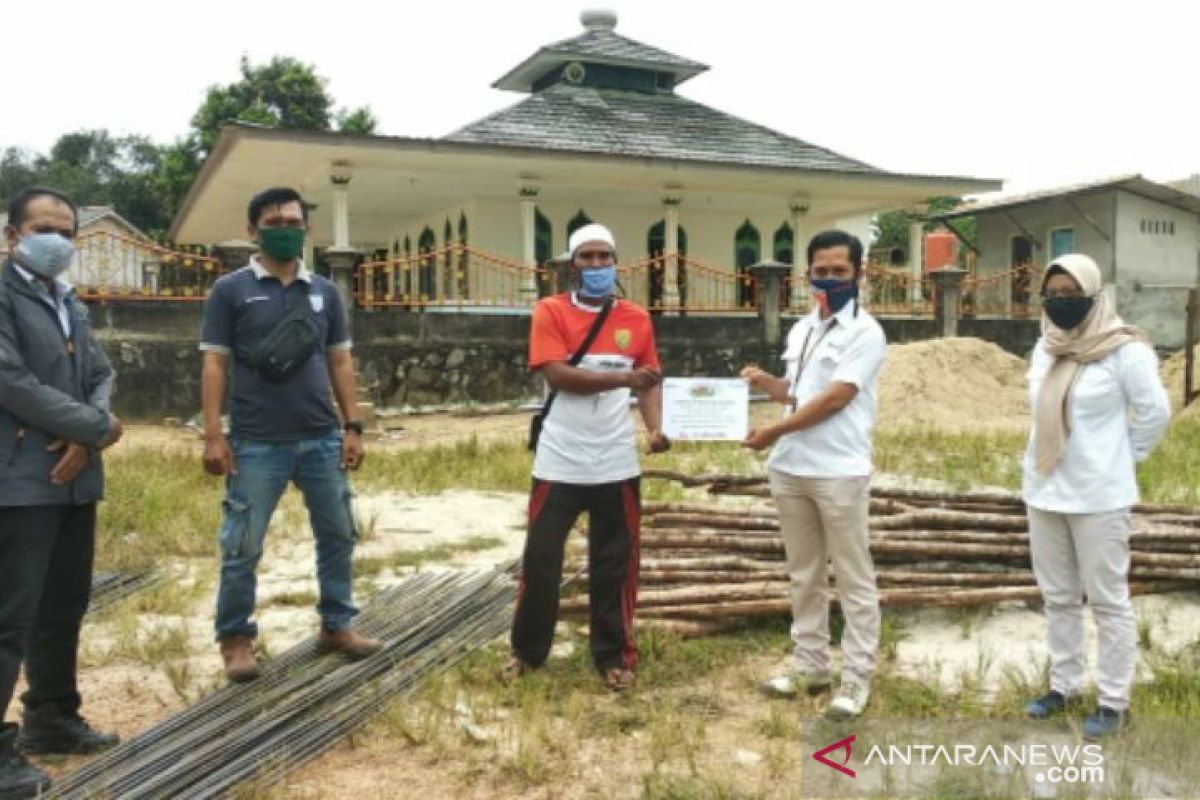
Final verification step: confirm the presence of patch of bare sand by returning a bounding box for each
[113,413,530,457]
[9,662,201,782]
[891,591,1200,696]
[355,491,526,566]
[278,652,807,800]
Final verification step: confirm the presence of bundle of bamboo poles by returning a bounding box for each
[53,567,517,799]
[560,472,1200,637]
[88,570,161,614]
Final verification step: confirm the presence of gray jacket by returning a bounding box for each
[0,260,115,507]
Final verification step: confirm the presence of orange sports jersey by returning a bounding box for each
[529,293,659,371]
[528,293,660,484]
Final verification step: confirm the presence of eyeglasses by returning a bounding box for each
[1043,288,1086,300]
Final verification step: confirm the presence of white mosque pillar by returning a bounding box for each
[663,195,681,314]
[331,174,351,250]
[520,186,539,299]
[325,169,361,323]
[789,199,809,311]
[908,220,925,312]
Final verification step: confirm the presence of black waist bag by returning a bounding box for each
[251,304,322,382]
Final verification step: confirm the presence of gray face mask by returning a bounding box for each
[13,232,75,280]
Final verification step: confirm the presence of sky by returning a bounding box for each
[4,0,1197,197]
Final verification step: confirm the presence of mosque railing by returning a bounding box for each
[355,246,759,314]
[860,263,933,317]
[355,244,553,309]
[961,263,1044,318]
[354,248,1045,320]
[617,255,759,315]
[783,260,1046,319]
[73,232,221,302]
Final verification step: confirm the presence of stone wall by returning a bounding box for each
[84,303,1041,419]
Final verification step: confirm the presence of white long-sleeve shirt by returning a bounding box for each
[1022,338,1170,514]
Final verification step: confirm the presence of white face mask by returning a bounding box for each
[13,232,75,280]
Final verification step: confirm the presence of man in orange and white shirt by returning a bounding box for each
[509,223,668,691]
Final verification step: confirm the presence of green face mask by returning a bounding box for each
[258,226,305,261]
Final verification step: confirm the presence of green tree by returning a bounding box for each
[1,131,171,235]
[191,55,375,155]
[3,55,377,237]
[0,147,40,208]
[873,196,975,266]
[335,107,379,135]
[153,137,204,230]
[167,55,377,228]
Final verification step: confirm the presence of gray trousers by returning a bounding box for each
[768,469,880,685]
[1028,507,1136,711]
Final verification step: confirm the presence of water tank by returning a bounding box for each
[923,228,958,272]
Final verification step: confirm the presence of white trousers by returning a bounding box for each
[1028,506,1136,711]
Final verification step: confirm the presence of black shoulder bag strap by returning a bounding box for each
[528,295,615,451]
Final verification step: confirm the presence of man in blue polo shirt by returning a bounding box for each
[199,187,378,682]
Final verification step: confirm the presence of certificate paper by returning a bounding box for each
[661,378,749,442]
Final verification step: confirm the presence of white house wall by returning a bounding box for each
[972,191,1117,313]
[468,196,522,257]
[360,191,879,308]
[1113,190,1200,348]
[388,196,858,266]
[386,202,472,255]
[1113,191,1199,285]
[833,214,876,259]
[418,195,852,301]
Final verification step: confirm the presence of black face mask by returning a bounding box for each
[1043,296,1094,330]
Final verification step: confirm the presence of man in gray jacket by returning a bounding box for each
[0,187,123,800]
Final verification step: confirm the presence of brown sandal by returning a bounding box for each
[603,667,635,692]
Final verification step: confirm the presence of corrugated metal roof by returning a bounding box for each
[936,174,1200,218]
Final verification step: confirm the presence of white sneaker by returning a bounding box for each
[760,669,832,698]
[825,681,870,719]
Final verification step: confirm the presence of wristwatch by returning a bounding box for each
[343,420,364,436]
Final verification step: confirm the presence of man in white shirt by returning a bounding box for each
[742,229,886,720]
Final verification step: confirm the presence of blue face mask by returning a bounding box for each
[810,277,857,315]
[13,232,75,280]
[579,265,616,298]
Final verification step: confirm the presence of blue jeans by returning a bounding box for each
[214,432,358,641]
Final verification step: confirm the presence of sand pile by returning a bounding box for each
[1160,349,1190,415]
[878,337,1030,432]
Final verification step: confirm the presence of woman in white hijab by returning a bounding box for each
[1022,254,1170,739]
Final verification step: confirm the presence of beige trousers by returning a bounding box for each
[1028,506,1136,711]
[767,469,880,685]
